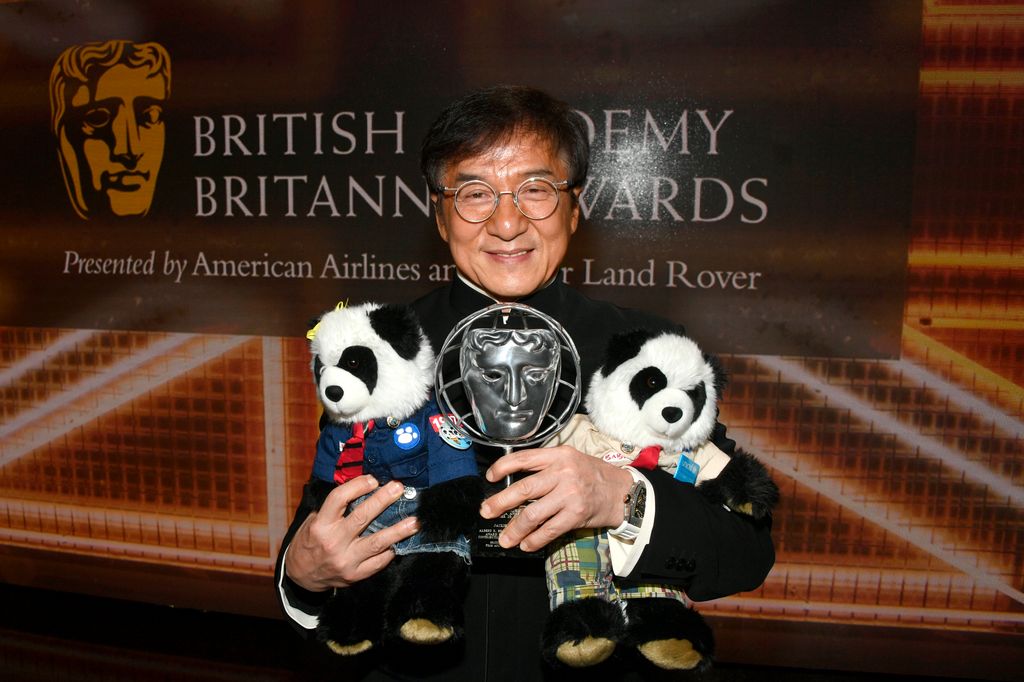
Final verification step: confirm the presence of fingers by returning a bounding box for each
[288,476,425,590]
[318,474,381,519]
[480,469,553,519]
[484,447,552,483]
[493,487,571,551]
[481,446,636,552]
[481,447,562,516]
[338,482,420,584]
[343,479,406,534]
[515,509,578,553]
[362,515,419,556]
[346,515,419,583]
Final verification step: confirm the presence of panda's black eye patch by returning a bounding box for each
[629,366,667,408]
[686,382,707,421]
[338,346,378,393]
[313,356,325,381]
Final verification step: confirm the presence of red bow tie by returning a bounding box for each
[632,445,661,470]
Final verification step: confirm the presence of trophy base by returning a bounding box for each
[472,507,540,559]
[470,461,546,559]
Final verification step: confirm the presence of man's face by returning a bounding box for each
[433,132,581,301]
[60,63,166,217]
[462,330,559,441]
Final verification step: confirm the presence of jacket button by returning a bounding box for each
[682,558,696,572]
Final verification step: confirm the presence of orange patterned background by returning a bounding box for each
[0,0,1021,677]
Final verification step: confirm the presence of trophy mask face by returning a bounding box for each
[460,328,560,441]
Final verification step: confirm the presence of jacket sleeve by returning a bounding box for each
[620,423,775,601]
[273,481,332,636]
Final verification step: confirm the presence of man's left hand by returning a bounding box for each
[480,445,634,552]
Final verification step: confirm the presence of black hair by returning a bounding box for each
[420,85,590,190]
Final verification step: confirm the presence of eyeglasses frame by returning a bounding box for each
[435,177,572,223]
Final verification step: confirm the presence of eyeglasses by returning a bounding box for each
[437,177,571,223]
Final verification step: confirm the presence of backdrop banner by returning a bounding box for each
[0,0,919,358]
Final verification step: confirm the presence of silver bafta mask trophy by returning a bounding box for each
[435,303,581,556]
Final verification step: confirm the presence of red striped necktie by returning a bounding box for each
[335,420,375,484]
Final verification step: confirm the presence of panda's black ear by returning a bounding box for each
[368,304,423,360]
[602,329,658,376]
[704,351,728,392]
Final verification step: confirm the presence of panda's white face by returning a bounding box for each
[586,333,720,452]
[310,303,434,424]
[315,348,375,420]
[632,368,701,441]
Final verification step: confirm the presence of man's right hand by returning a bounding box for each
[284,475,419,592]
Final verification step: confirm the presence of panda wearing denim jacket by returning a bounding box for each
[303,302,482,657]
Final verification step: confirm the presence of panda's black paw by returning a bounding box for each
[384,553,469,646]
[542,598,627,668]
[316,576,386,656]
[415,476,484,542]
[624,598,714,672]
[698,449,779,519]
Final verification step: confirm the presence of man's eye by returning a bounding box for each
[461,190,492,203]
[520,187,551,200]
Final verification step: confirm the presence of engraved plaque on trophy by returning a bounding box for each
[434,303,581,557]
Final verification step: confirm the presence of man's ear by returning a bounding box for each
[569,186,582,235]
[432,193,451,243]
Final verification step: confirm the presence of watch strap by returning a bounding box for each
[608,479,645,541]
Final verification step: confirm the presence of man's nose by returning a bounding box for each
[111,106,142,166]
[486,191,528,240]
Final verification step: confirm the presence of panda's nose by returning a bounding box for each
[325,385,344,402]
[662,406,683,423]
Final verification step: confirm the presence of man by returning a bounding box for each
[50,40,170,219]
[277,85,774,680]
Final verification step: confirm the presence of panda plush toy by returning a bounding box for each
[302,301,482,657]
[541,328,778,672]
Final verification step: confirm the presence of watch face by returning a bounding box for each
[634,485,646,520]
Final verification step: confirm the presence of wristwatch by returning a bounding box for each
[609,479,646,541]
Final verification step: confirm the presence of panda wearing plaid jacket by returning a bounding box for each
[541,328,779,672]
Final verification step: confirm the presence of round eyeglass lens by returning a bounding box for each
[515,179,559,220]
[453,181,497,222]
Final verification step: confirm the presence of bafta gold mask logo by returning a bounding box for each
[50,40,170,219]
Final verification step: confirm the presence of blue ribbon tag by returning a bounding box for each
[674,452,699,484]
